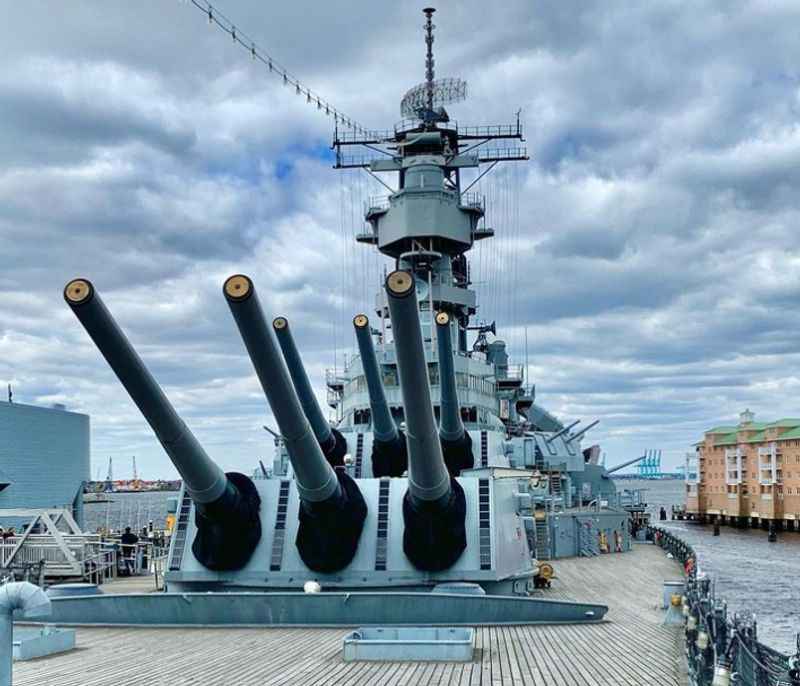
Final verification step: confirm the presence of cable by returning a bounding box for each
[188,1,375,135]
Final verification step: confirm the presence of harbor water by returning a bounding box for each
[86,481,798,654]
[623,478,799,655]
[84,490,178,534]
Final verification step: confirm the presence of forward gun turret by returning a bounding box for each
[435,311,474,475]
[64,279,260,571]
[385,270,466,571]
[353,314,407,477]
[223,275,366,573]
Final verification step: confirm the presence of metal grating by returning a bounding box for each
[478,478,491,570]
[269,480,291,571]
[480,430,488,467]
[374,478,391,571]
[168,490,193,571]
[355,433,364,478]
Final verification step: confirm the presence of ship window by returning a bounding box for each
[354,408,371,425]
[383,369,397,386]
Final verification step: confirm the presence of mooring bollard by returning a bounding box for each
[768,522,777,543]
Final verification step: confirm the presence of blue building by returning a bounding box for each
[0,401,90,528]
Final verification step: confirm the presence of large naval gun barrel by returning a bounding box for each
[385,270,466,572]
[545,419,581,444]
[435,311,474,476]
[605,453,647,476]
[63,279,260,571]
[565,419,600,444]
[223,275,366,573]
[272,317,347,467]
[353,314,407,477]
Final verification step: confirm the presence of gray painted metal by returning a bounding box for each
[45,591,607,626]
[435,312,465,441]
[0,403,89,528]
[353,315,397,442]
[342,627,474,662]
[385,271,451,503]
[12,627,75,661]
[165,473,535,593]
[223,275,339,503]
[63,280,227,505]
[605,453,648,475]
[0,582,51,686]
[272,316,333,447]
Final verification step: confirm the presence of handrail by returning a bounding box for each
[649,526,798,684]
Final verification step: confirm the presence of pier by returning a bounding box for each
[14,544,686,686]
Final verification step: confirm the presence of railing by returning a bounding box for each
[649,526,800,685]
[478,147,529,162]
[365,196,391,213]
[459,192,484,210]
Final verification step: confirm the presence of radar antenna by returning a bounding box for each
[400,8,467,126]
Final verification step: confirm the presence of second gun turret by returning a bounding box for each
[353,314,408,477]
[224,275,367,573]
[385,270,467,572]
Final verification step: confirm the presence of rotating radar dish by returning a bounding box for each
[400,78,467,120]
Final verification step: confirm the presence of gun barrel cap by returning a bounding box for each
[386,270,414,297]
[435,311,450,326]
[273,316,288,330]
[353,314,369,328]
[224,274,252,302]
[64,278,94,305]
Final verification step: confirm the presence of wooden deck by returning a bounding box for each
[14,544,686,685]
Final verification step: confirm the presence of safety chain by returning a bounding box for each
[649,526,800,686]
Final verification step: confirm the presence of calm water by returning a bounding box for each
[85,482,799,654]
[621,478,799,655]
[83,490,178,533]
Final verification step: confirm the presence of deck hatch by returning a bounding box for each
[269,480,291,571]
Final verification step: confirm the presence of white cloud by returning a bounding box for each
[1,1,800,477]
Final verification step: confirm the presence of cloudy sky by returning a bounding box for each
[2,0,799,479]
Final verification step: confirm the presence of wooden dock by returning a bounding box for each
[14,544,686,685]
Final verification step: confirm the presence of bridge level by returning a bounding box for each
[15,544,685,686]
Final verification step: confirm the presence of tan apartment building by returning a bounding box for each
[685,410,800,529]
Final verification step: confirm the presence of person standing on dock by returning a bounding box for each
[120,527,139,576]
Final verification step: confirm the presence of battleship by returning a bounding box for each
[9,7,701,686]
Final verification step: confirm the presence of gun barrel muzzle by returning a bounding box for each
[64,278,227,504]
[272,316,334,451]
[223,275,339,503]
[435,311,465,442]
[385,270,450,503]
[353,314,398,443]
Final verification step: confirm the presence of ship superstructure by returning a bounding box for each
[58,7,637,626]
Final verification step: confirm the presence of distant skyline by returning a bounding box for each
[2,1,800,479]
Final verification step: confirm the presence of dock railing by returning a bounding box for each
[649,526,800,686]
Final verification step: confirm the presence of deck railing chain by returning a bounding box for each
[648,526,799,686]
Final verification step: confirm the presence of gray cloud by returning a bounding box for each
[2,1,800,478]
